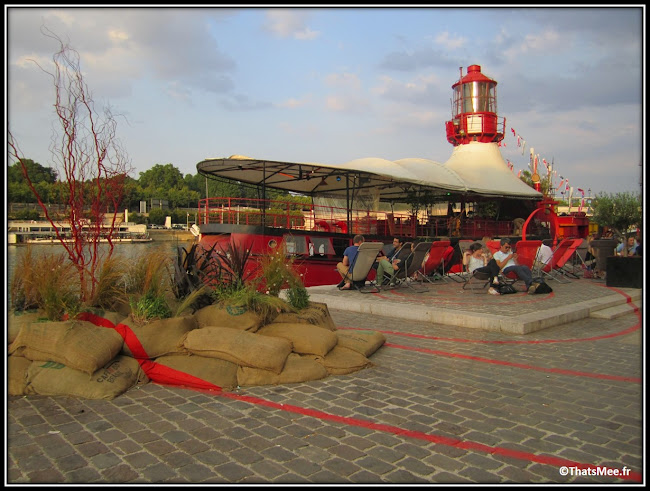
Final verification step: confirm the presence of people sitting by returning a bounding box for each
[534,239,554,271]
[463,242,501,294]
[616,236,638,256]
[375,237,405,285]
[493,238,536,294]
[336,234,365,290]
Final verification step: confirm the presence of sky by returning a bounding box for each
[5,6,645,199]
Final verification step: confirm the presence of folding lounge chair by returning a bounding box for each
[340,241,385,293]
[462,261,493,293]
[554,238,584,280]
[534,238,573,284]
[418,240,451,283]
[391,242,431,292]
[378,242,413,287]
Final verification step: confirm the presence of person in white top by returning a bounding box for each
[534,240,554,271]
[493,238,535,293]
[463,242,500,294]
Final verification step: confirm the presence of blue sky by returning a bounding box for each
[6,6,645,198]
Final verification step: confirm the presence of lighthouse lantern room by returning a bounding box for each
[445,64,505,146]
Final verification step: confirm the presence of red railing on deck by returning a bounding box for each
[198,198,514,239]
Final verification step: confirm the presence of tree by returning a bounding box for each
[592,191,642,244]
[7,29,132,304]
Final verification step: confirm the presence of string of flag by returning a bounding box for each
[506,125,586,206]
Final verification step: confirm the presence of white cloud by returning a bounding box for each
[434,31,466,50]
[324,72,361,90]
[277,95,313,108]
[263,10,320,40]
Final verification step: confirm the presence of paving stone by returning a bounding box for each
[7,284,643,484]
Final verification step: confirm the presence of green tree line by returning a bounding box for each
[8,159,310,224]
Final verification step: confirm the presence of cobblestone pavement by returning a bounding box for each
[6,281,644,484]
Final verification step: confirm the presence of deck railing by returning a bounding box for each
[198,197,515,238]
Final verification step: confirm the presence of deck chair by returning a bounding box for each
[418,240,451,283]
[554,238,584,280]
[340,241,385,293]
[391,242,430,292]
[514,240,542,270]
[377,242,413,287]
[534,238,573,283]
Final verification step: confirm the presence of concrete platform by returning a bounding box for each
[302,277,642,335]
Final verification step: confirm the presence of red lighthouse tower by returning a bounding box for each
[445,65,505,146]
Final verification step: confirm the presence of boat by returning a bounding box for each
[195,65,590,287]
[7,220,152,245]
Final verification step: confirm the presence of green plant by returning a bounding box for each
[214,283,293,324]
[213,240,257,290]
[129,291,172,324]
[258,243,301,296]
[285,284,310,310]
[172,243,219,298]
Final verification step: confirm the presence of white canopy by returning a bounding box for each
[197,144,541,202]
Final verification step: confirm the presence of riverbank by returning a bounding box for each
[146,228,195,242]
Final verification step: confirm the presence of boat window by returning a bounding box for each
[283,235,308,254]
[309,237,335,256]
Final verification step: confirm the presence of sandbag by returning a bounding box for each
[312,346,372,375]
[335,330,386,357]
[272,302,337,331]
[8,320,124,375]
[28,356,149,400]
[155,354,238,391]
[8,355,35,396]
[120,315,197,359]
[257,323,338,357]
[183,327,292,374]
[194,304,264,332]
[7,310,49,345]
[237,353,328,387]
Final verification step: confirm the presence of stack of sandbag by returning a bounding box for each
[8,355,34,396]
[335,329,387,358]
[7,310,49,345]
[27,356,149,400]
[8,318,148,399]
[9,319,124,374]
[194,304,266,332]
[272,302,337,331]
[120,314,197,359]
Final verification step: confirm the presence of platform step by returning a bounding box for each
[590,303,641,320]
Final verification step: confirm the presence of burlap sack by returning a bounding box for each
[120,315,197,359]
[335,330,386,357]
[27,356,149,400]
[312,346,372,375]
[8,320,124,375]
[155,354,238,391]
[183,327,292,374]
[257,323,338,357]
[8,355,35,396]
[272,302,337,331]
[7,310,48,345]
[237,353,328,387]
[194,304,264,332]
